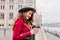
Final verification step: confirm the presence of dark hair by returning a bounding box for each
[18,7,36,13]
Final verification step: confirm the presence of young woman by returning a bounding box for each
[12,7,39,40]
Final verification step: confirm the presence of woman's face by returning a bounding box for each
[23,11,33,20]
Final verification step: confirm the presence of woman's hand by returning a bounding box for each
[30,28,39,35]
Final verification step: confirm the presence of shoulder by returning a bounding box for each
[13,18,24,30]
[15,18,24,25]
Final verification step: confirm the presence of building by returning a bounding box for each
[0,0,36,40]
[0,0,36,28]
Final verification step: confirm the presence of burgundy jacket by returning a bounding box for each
[12,18,31,40]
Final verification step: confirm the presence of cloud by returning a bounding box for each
[36,0,60,23]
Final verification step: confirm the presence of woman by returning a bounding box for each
[12,7,39,40]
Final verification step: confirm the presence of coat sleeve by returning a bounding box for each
[13,19,31,40]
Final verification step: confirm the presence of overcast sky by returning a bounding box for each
[36,0,60,23]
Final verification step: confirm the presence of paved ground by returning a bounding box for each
[45,32,60,40]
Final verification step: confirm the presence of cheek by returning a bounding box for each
[26,15,30,19]
[24,14,29,19]
[26,13,29,17]
[24,13,32,20]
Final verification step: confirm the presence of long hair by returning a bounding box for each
[12,7,36,30]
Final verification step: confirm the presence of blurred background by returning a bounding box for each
[0,0,60,40]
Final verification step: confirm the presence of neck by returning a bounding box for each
[21,17,27,22]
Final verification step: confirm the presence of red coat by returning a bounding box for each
[12,18,31,40]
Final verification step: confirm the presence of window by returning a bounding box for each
[18,5,22,9]
[0,12,4,19]
[0,24,4,26]
[9,5,13,9]
[9,24,11,26]
[2,24,4,26]
[1,0,5,2]
[9,12,13,19]
[0,24,1,26]
[9,0,14,2]
[0,5,5,9]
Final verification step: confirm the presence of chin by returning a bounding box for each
[26,18,29,20]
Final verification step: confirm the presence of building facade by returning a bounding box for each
[0,0,36,28]
[0,0,36,40]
